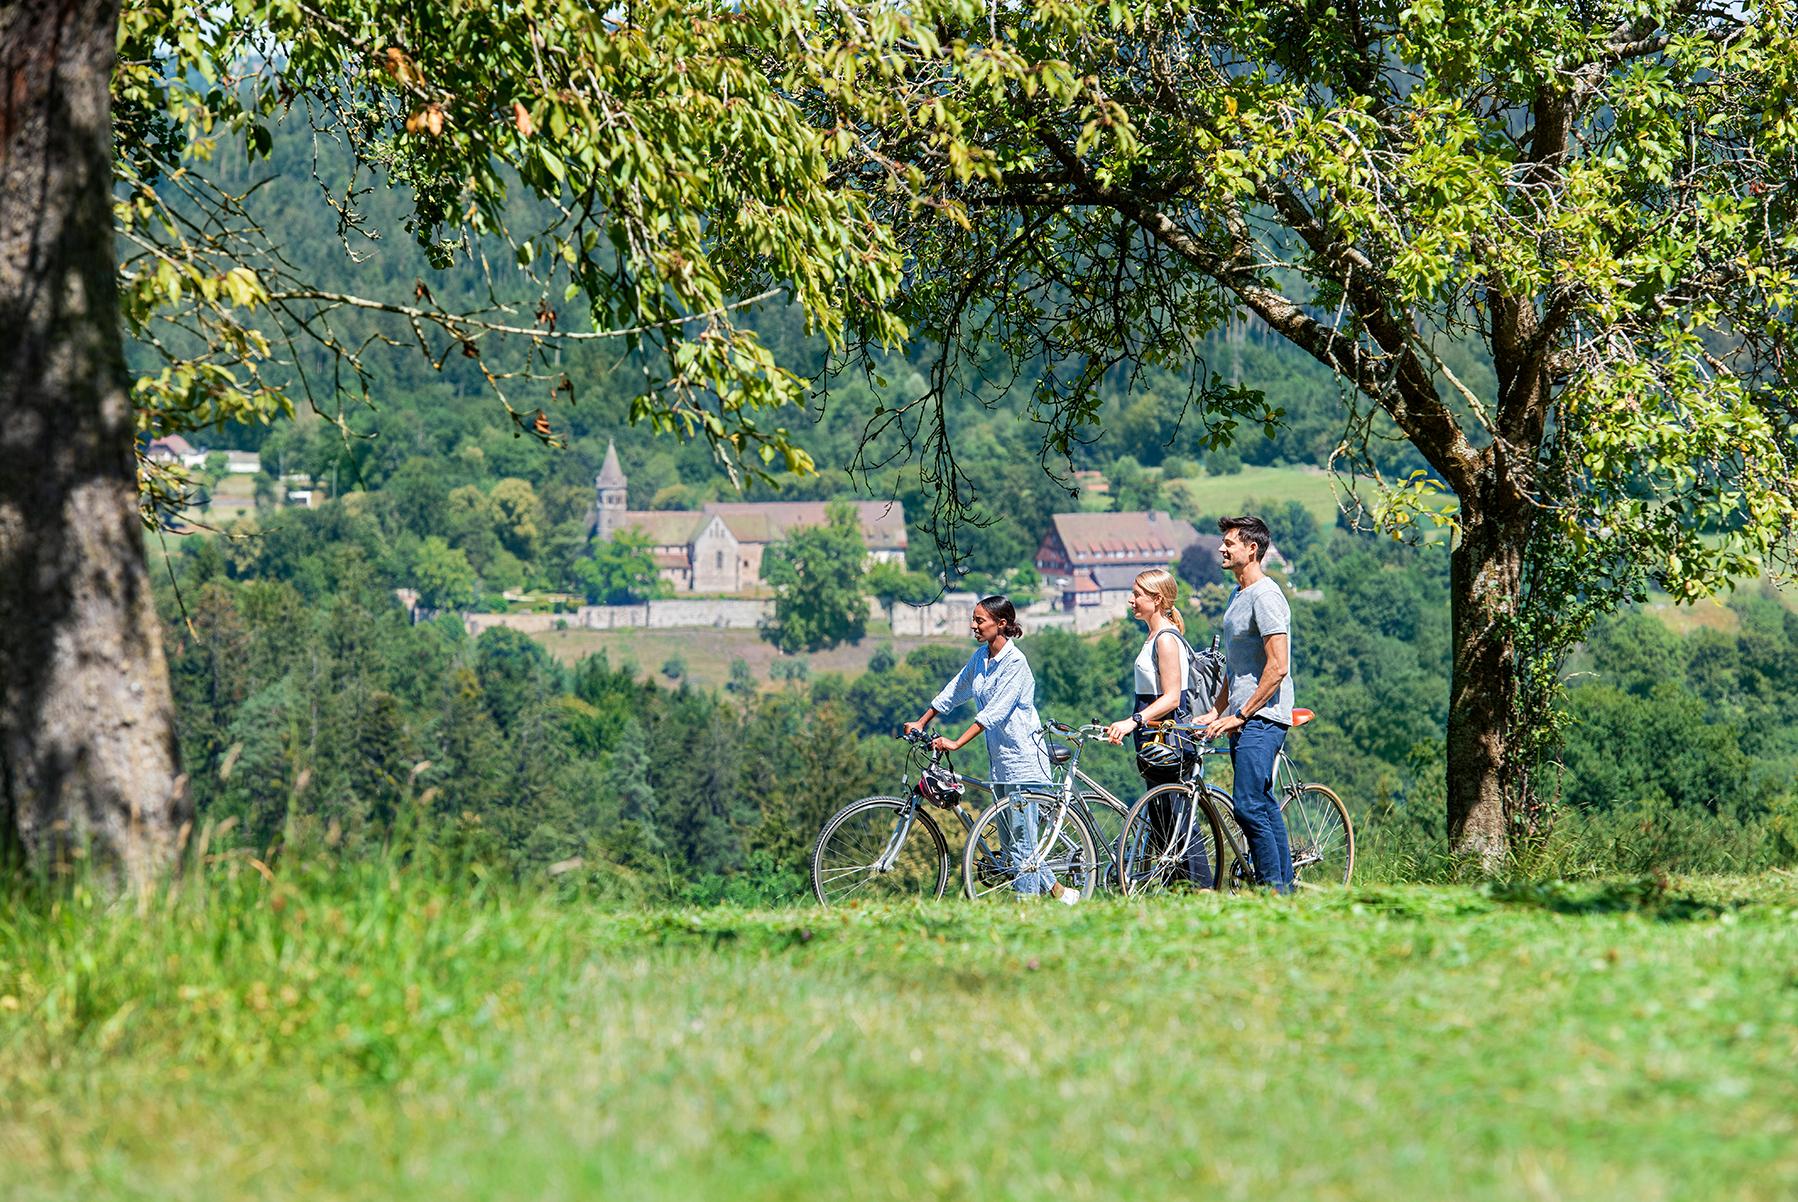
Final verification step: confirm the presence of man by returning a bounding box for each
[1199,515,1295,893]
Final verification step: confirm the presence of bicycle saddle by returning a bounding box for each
[1292,708,1314,727]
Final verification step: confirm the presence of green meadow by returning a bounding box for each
[2,864,1794,1201]
[1166,464,1350,529]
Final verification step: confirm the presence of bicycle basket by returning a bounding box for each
[917,765,965,807]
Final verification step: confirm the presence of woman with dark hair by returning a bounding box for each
[904,595,1078,903]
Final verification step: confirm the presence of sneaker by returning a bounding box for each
[1049,882,1081,906]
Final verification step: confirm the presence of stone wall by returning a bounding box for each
[885,593,1120,638]
[887,592,981,638]
[455,598,773,638]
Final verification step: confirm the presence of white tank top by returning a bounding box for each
[1133,628,1190,696]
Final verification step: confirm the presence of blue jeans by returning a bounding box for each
[1229,718,1293,893]
[994,782,1056,894]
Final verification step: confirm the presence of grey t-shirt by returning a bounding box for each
[1220,576,1294,725]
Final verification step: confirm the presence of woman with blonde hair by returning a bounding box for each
[1106,567,1213,886]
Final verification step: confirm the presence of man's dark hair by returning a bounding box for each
[1217,515,1271,562]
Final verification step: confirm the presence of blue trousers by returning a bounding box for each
[1229,718,1294,893]
[993,782,1056,894]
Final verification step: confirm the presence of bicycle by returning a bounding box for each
[1263,708,1355,889]
[1116,708,1354,895]
[809,727,1131,906]
[957,720,1139,903]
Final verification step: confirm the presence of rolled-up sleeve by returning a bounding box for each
[973,654,1028,730]
[931,654,977,716]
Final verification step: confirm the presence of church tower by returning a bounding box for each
[595,439,628,541]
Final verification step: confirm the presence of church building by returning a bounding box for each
[590,441,908,594]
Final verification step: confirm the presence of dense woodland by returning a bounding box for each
[159,499,1798,896]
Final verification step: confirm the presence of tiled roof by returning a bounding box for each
[147,434,197,456]
[703,500,908,549]
[1089,564,1149,592]
[619,511,707,546]
[1048,511,1200,563]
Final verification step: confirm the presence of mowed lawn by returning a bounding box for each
[2,869,1795,1201]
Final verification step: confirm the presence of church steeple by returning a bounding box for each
[595,439,628,541]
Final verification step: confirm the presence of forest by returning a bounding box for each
[158,489,1798,898]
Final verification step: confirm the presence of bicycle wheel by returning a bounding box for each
[811,796,949,906]
[1081,792,1128,893]
[1117,783,1227,897]
[1282,783,1355,888]
[961,793,1100,902]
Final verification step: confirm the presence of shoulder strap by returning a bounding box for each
[1147,627,1193,691]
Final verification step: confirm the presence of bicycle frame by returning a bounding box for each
[1137,722,1338,886]
[975,721,1126,879]
[883,726,1127,883]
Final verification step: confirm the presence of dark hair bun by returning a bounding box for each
[977,594,1023,639]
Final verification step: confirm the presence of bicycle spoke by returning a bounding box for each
[1284,785,1354,888]
[963,796,1096,902]
[812,798,948,905]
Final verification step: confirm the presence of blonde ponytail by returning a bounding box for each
[1134,568,1184,633]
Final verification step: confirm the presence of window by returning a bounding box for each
[716,550,724,570]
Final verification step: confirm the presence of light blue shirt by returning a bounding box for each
[931,641,1054,785]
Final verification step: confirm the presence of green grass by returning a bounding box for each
[1167,464,1348,528]
[3,864,1796,1201]
[534,624,967,688]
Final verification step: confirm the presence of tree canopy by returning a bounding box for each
[760,502,870,652]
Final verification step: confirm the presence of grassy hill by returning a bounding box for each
[1167,463,1348,528]
[3,864,1794,1201]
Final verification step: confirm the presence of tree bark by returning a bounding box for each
[0,0,186,885]
[1445,499,1530,871]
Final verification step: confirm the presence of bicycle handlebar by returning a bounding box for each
[1043,719,1113,740]
[1141,718,1227,747]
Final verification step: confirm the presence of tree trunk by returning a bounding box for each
[0,0,186,885]
[1445,501,1530,871]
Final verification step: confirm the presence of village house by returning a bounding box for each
[1035,511,1215,617]
[145,435,261,475]
[589,441,907,593]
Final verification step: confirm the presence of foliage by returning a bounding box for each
[572,530,665,606]
[864,561,939,607]
[759,503,868,653]
[2,866,1796,1199]
[411,535,477,612]
[113,0,913,508]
